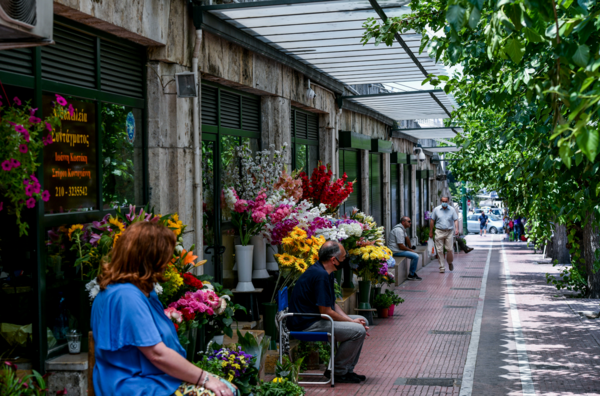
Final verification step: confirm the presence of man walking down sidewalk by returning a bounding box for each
[429,197,459,273]
[479,211,489,237]
[388,216,422,281]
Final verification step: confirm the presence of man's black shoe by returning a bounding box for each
[407,274,422,281]
[335,373,361,383]
[349,373,366,381]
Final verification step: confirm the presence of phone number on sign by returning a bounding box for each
[55,186,88,197]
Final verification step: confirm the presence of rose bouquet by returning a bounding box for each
[1,94,69,236]
[298,162,354,215]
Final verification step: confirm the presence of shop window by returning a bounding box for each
[291,108,319,173]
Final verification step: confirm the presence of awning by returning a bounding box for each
[422,146,461,153]
[196,0,455,122]
[392,127,463,139]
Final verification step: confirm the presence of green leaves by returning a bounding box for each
[572,44,590,67]
[503,38,526,64]
[523,27,544,43]
[447,4,467,32]
[576,127,600,162]
[578,0,596,10]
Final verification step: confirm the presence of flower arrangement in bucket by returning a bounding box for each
[0,94,69,236]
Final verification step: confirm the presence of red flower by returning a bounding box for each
[174,323,179,332]
[182,272,203,289]
[298,162,354,211]
[182,307,195,322]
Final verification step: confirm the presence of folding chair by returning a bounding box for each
[276,287,335,387]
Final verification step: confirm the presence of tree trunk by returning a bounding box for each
[551,224,571,264]
[544,238,554,259]
[583,212,600,298]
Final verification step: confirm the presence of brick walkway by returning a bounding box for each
[304,235,600,396]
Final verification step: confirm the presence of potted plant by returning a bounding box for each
[373,293,393,318]
[384,289,404,316]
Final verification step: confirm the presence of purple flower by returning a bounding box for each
[1,160,11,171]
[25,184,34,197]
[19,144,28,154]
[42,190,50,202]
[15,125,26,134]
[30,108,38,116]
[13,97,21,106]
[10,159,20,168]
[30,174,38,183]
[0,202,3,211]
[29,116,41,124]
[31,182,40,194]
[43,134,53,146]
[26,197,36,209]
[89,233,101,246]
[23,179,29,186]
[45,122,52,132]
[68,104,74,117]
[55,94,67,106]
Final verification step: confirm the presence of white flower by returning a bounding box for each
[203,283,215,291]
[339,223,362,238]
[175,245,184,254]
[154,283,163,295]
[221,295,231,301]
[85,278,100,301]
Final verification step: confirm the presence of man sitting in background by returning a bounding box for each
[288,241,369,383]
[387,216,422,281]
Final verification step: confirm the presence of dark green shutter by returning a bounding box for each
[391,164,399,226]
[307,113,318,140]
[369,154,382,226]
[100,40,145,98]
[0,48,34,76]
[242,96,260,132]
[41,25,96,89]
[220,91,241,129]
[296,112,307,139]
[340,150,360,215]
[416,177,421,227]
[201,85,218,126]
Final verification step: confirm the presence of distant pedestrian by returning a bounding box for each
[388,216,422,281]
[478,211,489,236]
[429,197,459,273]
[514,217,522,242]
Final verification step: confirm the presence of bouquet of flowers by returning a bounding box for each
[1,94,68,236]
[195,346,257,393]
[270,227,325,302]
[222,187,274,245]
[347,244,393,282]
[298,162,354,215]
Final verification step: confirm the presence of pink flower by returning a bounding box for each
[30,174,38,183]
[19,144,28,154]
[164,307,183,323]
[43,134,53,146]
[10,159,20,168]
[45,122,52,132]
[30,108,38,116]
[25,184,34,197]
[42,190,50,202]
[68,104,74,117]
[55,94,67,106]
[13,97,21,106]
[15,125,26,134]
[176,298,189,307]
[204,290,220,309]
[252,211,266,223]
[234,200,248,213]
[29,116,41,124]
[32,183,40,194]
[1,160,11,171]
[192,290,207,303]
[26,198,36,209]
[206,306,214,316]
[23,179,29,186]
[0,202,3,211]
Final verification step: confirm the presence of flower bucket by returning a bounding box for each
[266,244,279,271]
[251,236,270,279]
[342,257,354,288]
[184,327,197,362]
[335,267,343,286]
[370,286,381,305]
[388,304,395,316]
[262,302,278,350]
[358,280,372,309]
[235,245,255,291]
[378,308,389,318]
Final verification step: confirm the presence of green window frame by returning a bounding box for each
[0,16,147,370]
[391,163,400,227]
[338,149,361,216]
[369,153,383,227]
[291,107,319,173]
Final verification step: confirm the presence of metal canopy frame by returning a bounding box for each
[392,127,463,139]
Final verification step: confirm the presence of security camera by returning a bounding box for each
[414,146,426,162]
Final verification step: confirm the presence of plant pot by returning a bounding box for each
[388,304,395,316]
[342,257,354,289]
[262,302,278,350]
[235,245,255,291]
[306,349,320,370]
[266,244,279,271]
[251,236,270,279]
[358,280,372,310]
[370,286,381,305]
[378,308,389,318]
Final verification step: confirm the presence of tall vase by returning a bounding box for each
[262,302,278,350]
[266,244,279,271]
[251,236,270,279]
[358,280,372,309]
[235,245,255,291]
[185,327,198,362]
[342,257,354,289]
[334,268,343,287]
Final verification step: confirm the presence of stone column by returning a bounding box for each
[411,164,417,239]
[261,96,292,168]
[360,150,369,214]
[146,61,195,249]
[399,163,404,217]
[382,153,391,239]
[319,112,336,170]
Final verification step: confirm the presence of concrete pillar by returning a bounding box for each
[382,153,391,240]
[399,163,404,217]
[360,150,369,214]
[411,165,416,239]
[261,96,292,168]
[319,113,336,170]
[146,61,195,250]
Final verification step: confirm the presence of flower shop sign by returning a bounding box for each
[42,96,97,213]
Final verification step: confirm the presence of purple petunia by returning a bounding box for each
[0,202,3,211]
[55,94,67,106]
[15,125,26,134]
[45,122,52,132]
[19,144,28,154]
[68,104,74,117]
[10,159,20,168]
[1,160,11,171]
[42,190,50,202]
[26,197,36,209]
[13,97,21,106]
[29,116,41,124]
[25,184,34,197]
[30,108,37,116]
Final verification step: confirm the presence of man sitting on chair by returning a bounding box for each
[287,240,369,384]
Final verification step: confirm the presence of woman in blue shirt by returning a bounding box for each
[91,221,237,396]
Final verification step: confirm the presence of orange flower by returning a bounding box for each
[173,249,199,266]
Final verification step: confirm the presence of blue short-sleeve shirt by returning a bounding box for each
[479,214,488,226]
[287,261,335,331]
[91,283,185,396]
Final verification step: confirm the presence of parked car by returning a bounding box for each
[467,213,505,234]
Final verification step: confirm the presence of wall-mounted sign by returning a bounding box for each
[126,111,135,143]
[43,96,97,213]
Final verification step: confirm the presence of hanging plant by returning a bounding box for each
[0,93,68,236]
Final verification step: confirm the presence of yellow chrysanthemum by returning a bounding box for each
[108,217,125,234]
[276,253,295,267]
[67,224,84,240]
[167,214,183,236]
[295,260,308,273]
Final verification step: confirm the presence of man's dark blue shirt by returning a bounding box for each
[287,261,335,331]
[479,214,488,226]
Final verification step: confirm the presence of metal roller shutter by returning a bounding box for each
[201,85,219,126]
[100,40,145,98]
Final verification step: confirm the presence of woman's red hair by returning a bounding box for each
[98,221,176,294]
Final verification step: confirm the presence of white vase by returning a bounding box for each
[235,245,255,291]
[266,244,279,271]
[251,236,270,279]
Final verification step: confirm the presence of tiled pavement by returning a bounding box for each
[304,235,600,396]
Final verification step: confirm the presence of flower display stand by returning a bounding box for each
[251,236,270,279]
[235,245,255,291]
[265,245,279,271]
